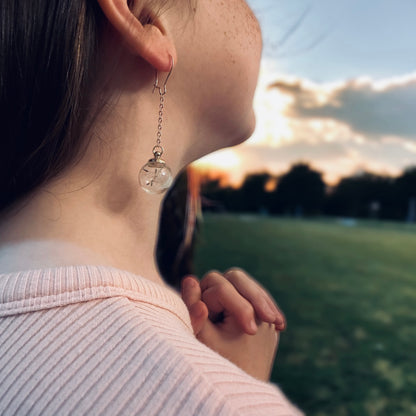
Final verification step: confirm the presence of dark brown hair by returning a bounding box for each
[0,0,104,214]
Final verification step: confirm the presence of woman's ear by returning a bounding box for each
[96,0,176,72]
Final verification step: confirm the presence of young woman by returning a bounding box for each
[0,0,303,414]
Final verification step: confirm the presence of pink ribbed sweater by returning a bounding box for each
[0,264,303,415]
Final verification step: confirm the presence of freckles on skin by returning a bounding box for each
[178,0,263,154]
[221,0,263,101]
[205,0,262,144]
[221,0,262,55]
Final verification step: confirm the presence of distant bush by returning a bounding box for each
[200,164,416,222]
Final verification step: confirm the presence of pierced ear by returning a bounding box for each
[96,0,176,72]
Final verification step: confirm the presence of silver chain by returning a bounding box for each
[153,90,165,158]
[157,94,164,146]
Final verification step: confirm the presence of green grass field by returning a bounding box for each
[193,214,416,416]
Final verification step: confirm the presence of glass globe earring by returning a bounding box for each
[139,58,174,195]
[139,146,173,194]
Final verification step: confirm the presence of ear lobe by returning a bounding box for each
[96,0,176,72]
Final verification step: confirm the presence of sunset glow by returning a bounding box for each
[191,0,416,188]
[193,148,241,170]
[192,63,416,187]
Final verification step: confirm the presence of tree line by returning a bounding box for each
[200,163,416,222]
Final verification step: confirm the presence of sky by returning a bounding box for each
[194,0,416,186]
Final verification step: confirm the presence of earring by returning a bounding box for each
[139,58,174,194]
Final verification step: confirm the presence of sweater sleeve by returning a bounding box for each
[0,295,303,416]
[130,297,304,416]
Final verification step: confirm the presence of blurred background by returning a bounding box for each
[157,1,416,415]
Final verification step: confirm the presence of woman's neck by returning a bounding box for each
[0,46,189,286]
[0,140,168,286]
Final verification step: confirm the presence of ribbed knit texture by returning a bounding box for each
[0,265,303,415]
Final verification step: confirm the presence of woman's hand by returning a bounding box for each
[181,268,285,381]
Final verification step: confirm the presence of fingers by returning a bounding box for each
[200,271,258,335]
[181,276,201,306]
[181,276,209,336]
[223,268,286,331]
[184,268,286,339]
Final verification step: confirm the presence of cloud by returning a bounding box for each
[232,137,416,185]
[269,73,416,140]
[196,67,416,186]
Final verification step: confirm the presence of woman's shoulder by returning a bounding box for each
[0,263,191,327]
[0,290,223,415]
[0,264,302,416]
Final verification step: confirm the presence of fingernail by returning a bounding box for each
[185,277,197,288]
[277,321,287,332]
[250,319,257,333]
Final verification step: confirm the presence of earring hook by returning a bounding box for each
[153,56,174,95]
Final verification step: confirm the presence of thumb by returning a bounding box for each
[181,276,209,335]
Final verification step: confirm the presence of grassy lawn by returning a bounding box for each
[193,214,416,416]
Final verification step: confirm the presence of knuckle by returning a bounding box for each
[202,281,229,302]
[224,267,245,276]
[224,268,248,285]
[200,270,223,289]
[215,282,231,298]
[204,269,222,278]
